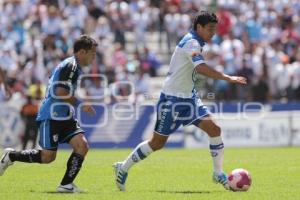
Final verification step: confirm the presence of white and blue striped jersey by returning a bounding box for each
[162,30,206,98]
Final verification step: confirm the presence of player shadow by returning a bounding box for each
[156,190,222,194]
[31,190,88,194]
[45,191,87,194]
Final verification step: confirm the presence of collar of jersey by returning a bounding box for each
[189,30,205,47]
[73,56,82,70]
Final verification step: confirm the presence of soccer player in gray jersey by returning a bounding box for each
[114,11,247,191]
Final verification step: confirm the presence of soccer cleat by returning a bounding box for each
[57,183,84,193]
[213,171,230,190]
[0,148,15,176]
[113,162,128,191]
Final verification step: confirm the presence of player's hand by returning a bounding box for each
[82,105,96,116]
[227,76,247,84]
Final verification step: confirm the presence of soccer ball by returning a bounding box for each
[228,168,252,191]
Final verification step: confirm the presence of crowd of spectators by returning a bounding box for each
[0,0,299,104]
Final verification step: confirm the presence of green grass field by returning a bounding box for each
[0,148,299,200]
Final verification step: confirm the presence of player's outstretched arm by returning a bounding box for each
[195,63,247,84]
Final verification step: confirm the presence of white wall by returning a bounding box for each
[184,111,300,148]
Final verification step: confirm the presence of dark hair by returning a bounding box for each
[73,35,98,53]
[193,10,218,30]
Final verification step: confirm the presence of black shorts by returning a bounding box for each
[37,118,85,150]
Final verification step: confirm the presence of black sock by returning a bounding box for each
[60,152,84,186]
[9,149,42,163]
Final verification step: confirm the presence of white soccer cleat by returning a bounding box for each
[0,148,14,176]
[113,162,128,191]
[57,183,84,193]
[213,171,230,190]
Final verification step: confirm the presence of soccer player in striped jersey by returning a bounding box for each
[114,11,247,191]
[0,35,97,193]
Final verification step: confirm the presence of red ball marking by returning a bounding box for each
[228,174,234,181]
[236,171,251,189]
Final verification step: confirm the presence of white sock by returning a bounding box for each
[121,141,153,172]
[209,136,224,174]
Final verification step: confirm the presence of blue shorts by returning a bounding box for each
[37,119,84,150]
[154,93,209,136]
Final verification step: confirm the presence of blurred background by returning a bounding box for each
[0,0,300,149]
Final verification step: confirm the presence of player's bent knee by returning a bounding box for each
[74,140,89,155]
[149,133,168,151]
[41,152,56,164]
[81,141,89,153]
[154,143,165,151]
[43,158,55,164]
[149,140,165,151]
[215,125,221,135]
[209,125,221,137]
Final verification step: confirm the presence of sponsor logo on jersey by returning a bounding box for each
[53,134,58,142]
[191,52,204,62]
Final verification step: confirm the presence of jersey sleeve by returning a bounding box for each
[182,39,205,67]
[56,62,78,91]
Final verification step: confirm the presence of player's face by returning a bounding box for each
[82,46,97,66]
[197,23,217,42]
